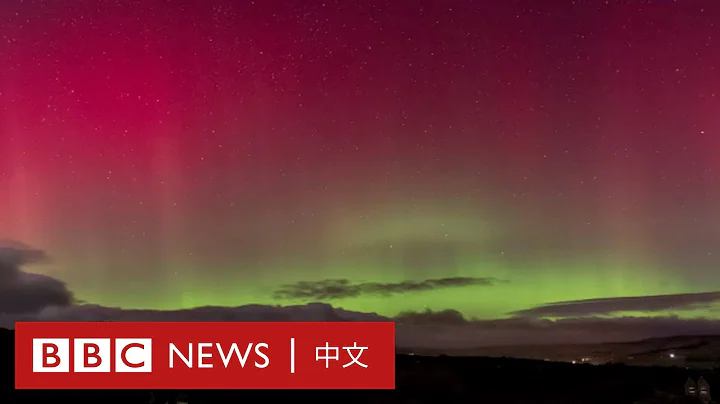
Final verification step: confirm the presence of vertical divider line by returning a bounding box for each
[290,338,295,374]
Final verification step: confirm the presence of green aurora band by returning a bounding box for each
[47,204,717,320]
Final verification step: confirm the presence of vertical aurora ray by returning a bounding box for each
[1,113,46,249]
[151,133,186,307]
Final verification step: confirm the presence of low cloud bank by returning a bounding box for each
[4,304,720,348]
[394,309,720,348]
[3,240,720,349]
[273,277,503,300]
[511,291,720,318]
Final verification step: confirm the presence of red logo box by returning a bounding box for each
[14,321,395,390]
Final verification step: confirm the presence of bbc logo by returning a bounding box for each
[32,338,152,373]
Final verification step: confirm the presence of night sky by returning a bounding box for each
[2,0,720,344]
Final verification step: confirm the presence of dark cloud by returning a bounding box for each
[0,302,386,327]
[0,240,48,277]
[0,241,74,314]
[5,304,720,349]
[393,310,720,348]
[510,291,720,318]
[395,309,468,326]
[3,238,720,350]
[273,277,503,300]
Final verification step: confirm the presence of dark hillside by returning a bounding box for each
[2,328,718,403]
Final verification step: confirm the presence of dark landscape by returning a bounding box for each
[400,335,720,369]
[2,328,718,403]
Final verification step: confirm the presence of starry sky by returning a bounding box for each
[2,0,720,325]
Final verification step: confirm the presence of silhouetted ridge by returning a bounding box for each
[3,327,720,402]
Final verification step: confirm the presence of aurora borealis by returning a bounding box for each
[3,0,720,335]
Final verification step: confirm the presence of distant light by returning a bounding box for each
[669,353,675,358]
[571,360,576,364]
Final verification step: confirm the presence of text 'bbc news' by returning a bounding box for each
[34,338,369,372]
